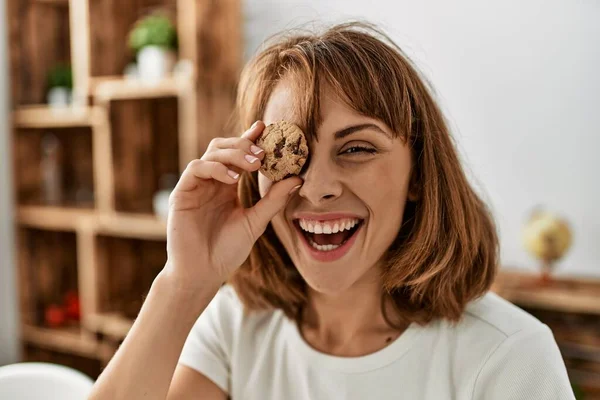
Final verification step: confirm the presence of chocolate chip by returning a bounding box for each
[274,138,286,158]
[287,136,303,155]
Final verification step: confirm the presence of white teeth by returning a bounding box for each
[340,219,349,232]
[308,237,341,252]
[298,217,361,234]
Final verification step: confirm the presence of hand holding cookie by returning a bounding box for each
[164,121,303,287]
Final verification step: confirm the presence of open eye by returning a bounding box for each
[342,145,377,155]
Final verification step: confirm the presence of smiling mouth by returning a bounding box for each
[294,219,364,252]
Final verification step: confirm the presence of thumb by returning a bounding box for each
[244,176,303,240]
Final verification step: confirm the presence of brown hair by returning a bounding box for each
[230,22,499,325]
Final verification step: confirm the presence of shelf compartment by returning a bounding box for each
[88,1,178,78]
[7,0,71,105]
[15,126,96,208]
[95,235,167,320]
[108,97,179,213]
[13,105,104,129]
[17,228,80,329]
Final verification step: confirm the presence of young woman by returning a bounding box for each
[89,23,574,399]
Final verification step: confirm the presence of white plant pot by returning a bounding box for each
[137,46,175,84]
[47,87,71,108]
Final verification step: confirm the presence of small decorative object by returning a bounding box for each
[63,290,81,321]
[46,64,72,108]
[153,174,178,220]
[40,133,63,205]
[522,208,573,282]
[44,304,66,328]
[128,13,177,84]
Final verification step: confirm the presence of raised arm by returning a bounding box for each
[88,121,302,399]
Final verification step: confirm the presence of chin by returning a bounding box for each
[297,260,362,294]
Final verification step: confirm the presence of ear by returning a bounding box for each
[407,173,420,202]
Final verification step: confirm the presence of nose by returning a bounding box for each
[298,154,343,205]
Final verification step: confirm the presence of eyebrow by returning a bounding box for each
[334,123,391,140]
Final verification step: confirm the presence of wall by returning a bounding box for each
[244,0,600,276]
[0,0,19,365]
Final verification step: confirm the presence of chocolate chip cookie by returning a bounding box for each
[256,121,309,182]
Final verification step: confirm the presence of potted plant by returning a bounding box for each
[46,64,72,108]
[128,13,178,83]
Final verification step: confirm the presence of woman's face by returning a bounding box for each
[259,81,414,295]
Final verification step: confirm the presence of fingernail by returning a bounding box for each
[289,184,302,195]
[245,154,259,163]
[250,121,259,129]
[250,145,264,155]
[227,170,240,179]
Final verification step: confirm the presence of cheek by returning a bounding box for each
[258,172,273,198]
[354,158,411,225]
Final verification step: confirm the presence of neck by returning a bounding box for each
[299,274,407,356]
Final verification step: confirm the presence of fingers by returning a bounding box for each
[243,176,304,241]
[241,120,266,141]
[176,121,267,192]
[204,148,263,171]
[175,160,240,192]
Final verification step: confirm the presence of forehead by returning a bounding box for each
[262,79,359,135]
[262,81,300,125]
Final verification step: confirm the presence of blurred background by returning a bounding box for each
[0,0,598,398]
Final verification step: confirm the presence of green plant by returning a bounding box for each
[128,14,177,53]
[46,64,72,89]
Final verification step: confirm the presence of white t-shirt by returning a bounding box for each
[179,285,575,399]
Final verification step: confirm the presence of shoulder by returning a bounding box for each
[179,285,283,393]
[452,293,573,399]
[427,292,551,362]
[192,284,285,346]
[463,291,547,338]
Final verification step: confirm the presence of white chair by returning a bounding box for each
[0,362,94,400]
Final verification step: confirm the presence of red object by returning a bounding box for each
[64,291,81,321]
[45,304,66,327]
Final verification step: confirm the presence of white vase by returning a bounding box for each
[47,87,71,108]
[137,46,175,84]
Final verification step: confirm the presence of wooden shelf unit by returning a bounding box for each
[8,0,241,375]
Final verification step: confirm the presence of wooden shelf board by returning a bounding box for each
[96,213,167,240]
[84,313,133,341]
[34,0,69,5]
[21,324,98,358]
[17,205,96,231]
[13,105,104,129]
[92,76,191,102]
[494,269,600,315]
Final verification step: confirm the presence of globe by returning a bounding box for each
[522,209,573,279]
